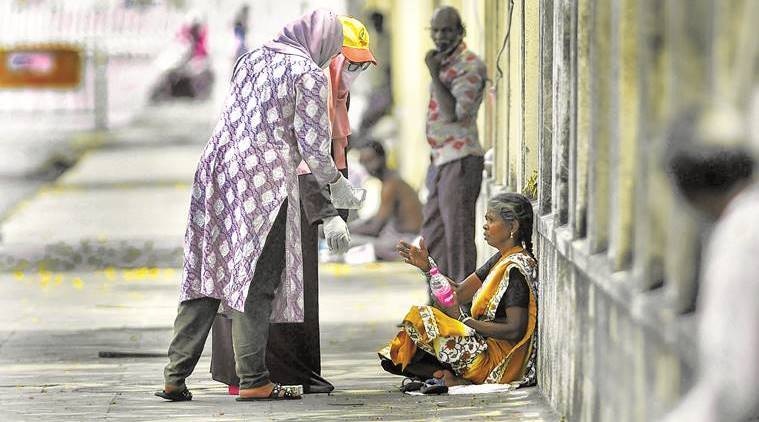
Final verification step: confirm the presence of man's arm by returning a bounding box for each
[431,77,457,122]
[449,62,485,123]
[426,50,457,121]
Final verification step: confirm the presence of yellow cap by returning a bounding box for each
[338,16,377,65]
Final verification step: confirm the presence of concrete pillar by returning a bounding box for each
[537,0,554,216]
[586,0,612,254]
[507,0,523,192]
[482,0,500,153]
[494,0,512,186]
[523,0,541,199]
[93,46,108,130]
[608,0,638,272]
[572,0,591,239]
[550,0,572,226]
[632,0,670,291]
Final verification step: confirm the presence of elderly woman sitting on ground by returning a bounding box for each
[379,192,539,391]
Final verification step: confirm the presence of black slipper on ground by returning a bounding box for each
[154,388,192,401]
[399,378,425,393]
[235,383,302,401]
[421,383,449,395]
[420,378,448,395]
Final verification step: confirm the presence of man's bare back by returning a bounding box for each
[382,170,423,234]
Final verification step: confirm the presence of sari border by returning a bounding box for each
[482,252,539,384]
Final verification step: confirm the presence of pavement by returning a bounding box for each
[0,102,215,272]
[0,264,558,421]
[0,101,559,421]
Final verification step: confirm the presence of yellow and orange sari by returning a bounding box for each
[381,247,539,385]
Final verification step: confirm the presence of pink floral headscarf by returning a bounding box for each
[264,9,343,68]
[296,54,351,174]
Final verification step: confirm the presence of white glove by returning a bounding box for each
[323,215,351,254]
[329,175,366,209]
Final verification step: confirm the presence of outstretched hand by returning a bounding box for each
[397,238,431,272]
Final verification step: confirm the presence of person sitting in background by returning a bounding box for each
[349,141,423,261]
[378,193,539,390]
[662,106,758,422]
[150,10,214,102]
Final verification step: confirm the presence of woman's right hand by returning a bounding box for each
[329,175,366,209]
[397,238,431,272]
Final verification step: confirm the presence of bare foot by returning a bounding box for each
[238,383,275,399]
[163,384,182,393]
[432,369,471,386]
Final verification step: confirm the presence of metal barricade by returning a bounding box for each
[0,2,181,131]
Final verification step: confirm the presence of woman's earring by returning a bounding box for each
[509,232,514,239]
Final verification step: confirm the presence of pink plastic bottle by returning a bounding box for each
[428,267,455,307]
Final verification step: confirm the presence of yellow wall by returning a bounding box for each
[389,0,434,190]
[363,0,492,190]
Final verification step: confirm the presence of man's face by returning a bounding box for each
[359,148,385,178]
[429,11,463,55]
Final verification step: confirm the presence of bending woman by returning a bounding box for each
[157,9,362,402]
[379,192,539,387]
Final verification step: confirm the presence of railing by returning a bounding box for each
[0,1,184,130]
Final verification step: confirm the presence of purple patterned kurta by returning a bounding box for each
[179,47,339,322]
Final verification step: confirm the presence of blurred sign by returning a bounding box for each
[0,45,81,88]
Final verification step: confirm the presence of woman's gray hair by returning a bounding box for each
[487,192,535,256]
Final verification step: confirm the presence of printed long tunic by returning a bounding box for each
[178,47,339,322]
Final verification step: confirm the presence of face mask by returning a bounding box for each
[341,67,362,89]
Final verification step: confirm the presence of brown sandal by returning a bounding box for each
[235,383,302,401]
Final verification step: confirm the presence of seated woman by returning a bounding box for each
[379,192,539,388]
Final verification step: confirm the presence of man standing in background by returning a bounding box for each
[419,6,487,283]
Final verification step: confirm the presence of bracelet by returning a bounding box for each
[422,257,438,277]
[461,316,473,325]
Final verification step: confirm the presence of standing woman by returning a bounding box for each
[156,9,362,402]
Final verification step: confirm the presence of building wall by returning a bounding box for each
[376,0,758,420]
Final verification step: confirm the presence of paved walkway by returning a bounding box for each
[0,102,214,271]
[0,264,558,421]
[0,102,558,421]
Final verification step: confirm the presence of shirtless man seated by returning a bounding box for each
[349,141,423,261]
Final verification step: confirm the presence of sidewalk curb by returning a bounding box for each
[0,239,183,272]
